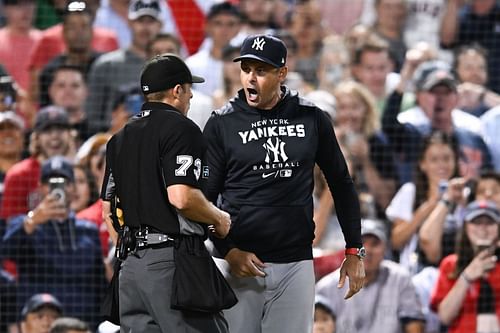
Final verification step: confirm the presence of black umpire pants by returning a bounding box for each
[119,246,228,333]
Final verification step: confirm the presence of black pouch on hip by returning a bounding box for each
[170,236,237,313]
[100,259,121,325]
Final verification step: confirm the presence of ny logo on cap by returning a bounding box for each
[252,37,266,51]
[142,85,149,92]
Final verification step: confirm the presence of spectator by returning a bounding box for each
[440,0,500,93]
[0,75,18,113]
[313,295,336,333]
[27,0,118,77]
[333,80,398,216]
[71,164,97,214]
[0,107,73,221]
[481,105,500,172]
[147,32,181,57]
[382,53,493,184]
[147,31,214,130]
[37,2,101,109]
[0,0,41,91]
[238,0,278,35]
[351,35,400,113]
[431,200,500,333]
[454,44,500,117]
[94,0,177,49]
[186,1,242,97]
[315,0,365,36]
[0,269,17,333]
[75,133,114,251]
[49,317,91,333]
[371,0,408,72]
[19,293,63,333]
[316,218,425,333]
[46,66,91,143]
[403,0,450,62]
[85,0,162,135]
[0,112,25,205]
[469,171,500,207]
[398,59,483,137]
[108,86,143,135]
[387,131,462,274]
[213,44,242,109]
[317,34,351,92]
[418,134,466,265]
[0,156,106,329]
[285,0,324,87]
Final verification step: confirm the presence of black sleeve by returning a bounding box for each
[203,114,237,257]
[315,110,362,249]
[160,120,204,188]
[100,137,116,201]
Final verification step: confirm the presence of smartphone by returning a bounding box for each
[48,177,66,205]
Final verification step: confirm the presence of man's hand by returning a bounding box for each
[225,248,266,278]
[209,210,231,238]
[338,254,365,299]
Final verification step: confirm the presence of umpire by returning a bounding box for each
[101,54,232,332]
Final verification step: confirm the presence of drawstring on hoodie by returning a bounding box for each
[51,217,77,252]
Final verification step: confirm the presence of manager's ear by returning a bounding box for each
[278,66,288,82]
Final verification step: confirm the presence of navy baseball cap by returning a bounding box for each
[464,200,500,223]
[233,34,287,68]
[41,156,74,183]
[21,293,62,318]
[140,54,204,94]
[34,106,70,132]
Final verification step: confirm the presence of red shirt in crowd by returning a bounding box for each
[28,24,118,71]
[0,157,40,220]
[76,199,109,257]
[0,28,41,90]
[431,254,500,333]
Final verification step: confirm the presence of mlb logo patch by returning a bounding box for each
[279,169,292,177]
[202,166,210,178]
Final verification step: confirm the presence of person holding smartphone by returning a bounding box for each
[431,200,500,333]
[0,156,106,330]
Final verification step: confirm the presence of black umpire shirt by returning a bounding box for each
[101,101,206,236]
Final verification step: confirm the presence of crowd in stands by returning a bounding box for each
[1,0,500,332]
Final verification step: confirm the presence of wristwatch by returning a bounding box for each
[345,247,366,260]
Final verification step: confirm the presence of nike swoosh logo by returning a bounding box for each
[262,172,277,179]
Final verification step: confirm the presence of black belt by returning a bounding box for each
[134,226,175,250]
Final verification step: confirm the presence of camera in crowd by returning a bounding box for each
[48,177,67,205]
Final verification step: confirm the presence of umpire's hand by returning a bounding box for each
[209,210,232,238]
[225,248,266,278]
[338,255,365,299]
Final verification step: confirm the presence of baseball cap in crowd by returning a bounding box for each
[128,0,161,21]
[361,219,387,243]
[413,60,451,91]
[314,294,335,316]
[0,111,24,130]
[206,1,241,20]
[140,54,204,94]
[34,106,70,132]
[21,293,63,319]
[233,34,287,68]
[41,156,75,183]
[463,200,500,223]
[421,68,457,92]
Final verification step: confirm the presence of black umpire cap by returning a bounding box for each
[233,34,287,68]
[140,54,205,94]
